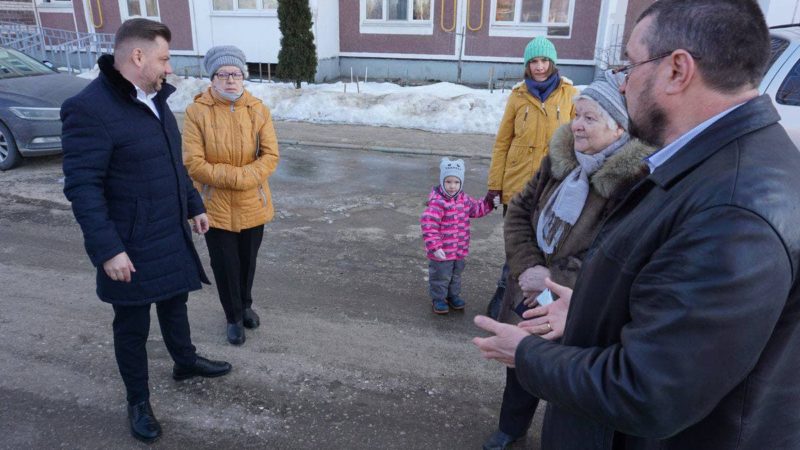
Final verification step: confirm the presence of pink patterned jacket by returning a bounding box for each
[420,186,493,261]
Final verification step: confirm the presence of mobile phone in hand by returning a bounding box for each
[536,289,554,306]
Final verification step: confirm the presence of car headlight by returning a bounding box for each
[8,107,61,121]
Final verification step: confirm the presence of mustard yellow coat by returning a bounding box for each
[488,78,577,204]
[183,88,280,232]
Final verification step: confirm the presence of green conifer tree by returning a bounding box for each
[276,0,318,89]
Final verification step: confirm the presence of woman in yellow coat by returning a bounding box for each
[486,37,576,319]
[183,46,280,345]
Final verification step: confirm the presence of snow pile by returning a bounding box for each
[167,76,511,135]
[79,69,560,135]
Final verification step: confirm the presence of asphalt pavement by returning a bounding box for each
[0,122,544,450]
[176,114,497,161]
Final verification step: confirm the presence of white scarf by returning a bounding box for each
[536,134,629,255]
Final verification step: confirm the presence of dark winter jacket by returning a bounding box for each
[62,54,209,305]
[515,95,800,449]
[499,125,652,323]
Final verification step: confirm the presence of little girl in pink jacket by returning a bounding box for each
[420,158,497,314]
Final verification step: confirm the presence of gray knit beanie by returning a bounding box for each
[579,69,628,131]
[203,45,247,77]
[439,158,465,196]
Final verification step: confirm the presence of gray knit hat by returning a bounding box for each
[203,45,247,77]
[439,158,465,196]
[579,69,628,131]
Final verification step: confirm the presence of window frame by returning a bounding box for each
[359,0,434,35]
[488,0,575,38]
[210,0,278,17]
[118,0,161,21]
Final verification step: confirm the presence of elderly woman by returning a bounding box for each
[183,46,279,345]
[486,36,577,318]
[482,71,654,450]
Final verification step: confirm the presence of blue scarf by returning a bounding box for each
[525,72,561,102]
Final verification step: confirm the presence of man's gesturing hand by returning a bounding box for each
[472,315,531,367]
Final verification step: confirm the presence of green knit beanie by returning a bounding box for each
[523,37,558,66]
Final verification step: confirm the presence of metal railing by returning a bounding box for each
[0,21,114,73]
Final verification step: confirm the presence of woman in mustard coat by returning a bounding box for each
[486,37,577,319]
[183,46,280,345]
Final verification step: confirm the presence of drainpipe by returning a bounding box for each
[84,0,96,34]
[32,1,41,28]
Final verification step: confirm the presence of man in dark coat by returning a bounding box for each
[473,1,800,448]
[62,19,232,443]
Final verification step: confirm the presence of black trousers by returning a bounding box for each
[498,367,540,438]
[112,293,197,405]
[204,225,264,324]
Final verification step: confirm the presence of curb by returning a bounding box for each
[277,139,491,160]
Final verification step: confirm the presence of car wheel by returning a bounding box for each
[0,121,21,171]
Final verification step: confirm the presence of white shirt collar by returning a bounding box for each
[645,102,745,173]
[133,84,160,119]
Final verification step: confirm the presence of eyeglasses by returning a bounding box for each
[611,50,701,82]
[611,52,673,82]
[215,71,244,80]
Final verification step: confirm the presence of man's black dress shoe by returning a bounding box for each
[226,321,245,345]
[243,308,260,329]
[172,356,232,381]
[127,401,161,443]
[482,429,521,450]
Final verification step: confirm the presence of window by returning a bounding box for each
[364,0,432,22]
[768,37,789,73]
[490,0,573,37]
[122,0,159,18]
[0,48,56,80]
[212,0,278,11]
[777,58,800,106]
[360,0,433,35]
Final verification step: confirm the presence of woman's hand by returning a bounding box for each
[518,278,573,340]
[487,190,502,200]
[519,265,551,300]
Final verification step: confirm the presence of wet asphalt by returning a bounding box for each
[0,143,544,449]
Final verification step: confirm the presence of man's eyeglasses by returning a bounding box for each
[611,50,700,82]
[215,71,244,80]
[611,52,673,82]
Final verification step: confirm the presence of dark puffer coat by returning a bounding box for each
[499,124,653,323]
[62,55,209,305]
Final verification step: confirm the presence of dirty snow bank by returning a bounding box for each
[79,70,585,135]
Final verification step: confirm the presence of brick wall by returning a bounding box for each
[0,0,36,25]
[0,10,34,24]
